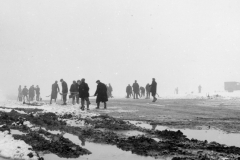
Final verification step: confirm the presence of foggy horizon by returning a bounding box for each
[1,0,240,99]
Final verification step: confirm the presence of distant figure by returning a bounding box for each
[60,79,68,105]
[132,80,140,99]
[106,84,110,98]
[145,83,150,99]
[22,86,28,102]
[70,81,78,105]
[108,83,113,98]
[198,85,202,93]
[175,87,178,94]
[94,80,108,109]
[150,78,157,102]
[76,80,81,104]
[126,84,132,98]
[35,85,40,101]
[140,86,145,98]
[29,85,35,101]
[50,81,60,104]
[79,78,90,110]
[18,85,22,101]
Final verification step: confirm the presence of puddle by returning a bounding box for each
[43,133,171,160]
[128,120,240,147]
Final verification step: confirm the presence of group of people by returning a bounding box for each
[18,85,41,102]
[126,78,158,102]
[50,79,109,110]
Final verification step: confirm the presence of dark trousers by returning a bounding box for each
[81,97,90,108]
[133,92,138,99]
[146,91,150,98]
[63,94,67,104]
[76,94,79,104]
[36,94,40,101]
[127,92,131,98]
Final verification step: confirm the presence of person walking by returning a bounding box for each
[22,86,28,102]
[18,85,22,101]
[145,83,150,99]
[35,85,40,101]
[140,86,145,98]
[94,80,108,109]
[126,84,132,98]
[79,78,90,110]
[70,81,78,105]
[76,80,81,104]
[132,80,140,99]
[50,81,60,104]
[150,78,157,102]
[60,79,68,105]
[29,85,35,101]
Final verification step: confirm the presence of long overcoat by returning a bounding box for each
[78,82,89,98]
[94,82,108,103]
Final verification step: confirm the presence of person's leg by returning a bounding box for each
[50,98,52,104]
[104,102,107,109]
[96,102,100,109]
[63,94,67,104]
[85,97,90,110]
[76,95,79,104]
[133,92,136,99]
[81,98,85,110]
[72,95,75,105]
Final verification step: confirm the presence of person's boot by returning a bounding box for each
[96,103,100,109]
[104,102,107,109]
[86,101,90,110]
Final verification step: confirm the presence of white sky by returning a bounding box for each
[0,0,240,98]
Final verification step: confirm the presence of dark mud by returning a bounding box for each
[1,108,240,160]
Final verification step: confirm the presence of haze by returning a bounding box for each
[0,0,240,99]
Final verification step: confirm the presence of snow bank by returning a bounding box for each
[0,131,38,160]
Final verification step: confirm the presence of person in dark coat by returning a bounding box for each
[140,86,145,98]
[132,80,139,99]
[145,83,150,99]
[126,84,132,98]
[150,78,157,102]
[50,81,60,104]
[22,86,28,102]
[35,85,40,101]
[18,85,22,101]
[94,80,108,109]
[76,80,81,104]
[29,85,35,101]
[60,79,68,105]
[79,78,90,110]
[70,81,78,105]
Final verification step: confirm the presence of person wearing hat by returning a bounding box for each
[150,78,157,102]
[132,80,140,99]
[94,80,108,109]
[22,86,29,102]
[60,79,68,105]
[78,78,90,110]
[50,81,60,104]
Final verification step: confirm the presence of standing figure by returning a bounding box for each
[50,81,60,104]
[108,83,113,98]
[29,85,35,101]
[22,86,28,102]
[60,79,68,105]
[150,78,157,102]
[94,80,108,109]
[126,84,132,98]
[175,87,178,94]
[18,85,22,101]
[35,85,40,101]
[132,80,140,99]
[79,78,90,110]
[106,84,111,98]
[198,85,202,93]
[70,81,78,105]
[76,80,81,104]
[145,83,150,99]
[140,86,145,98]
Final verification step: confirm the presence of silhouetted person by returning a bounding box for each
[79,78,90,110]
[22,86,28,102]
[29,85,35,101]
[140,86,145,98]
[106,84,110,98]
[198,85,202,93]
[18,85,22,101]
[175,87,178,94]
[50,81,60,104]
[126,84,132,98]
[150,78,157,102]
[145,83,150,99]
[108,83,113,98]
[132,80,140,99]
[35,85,40,101]
[94,80,108,109]
[60,79,68,105]
[76,80,81,104]
[70,81,78,105]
